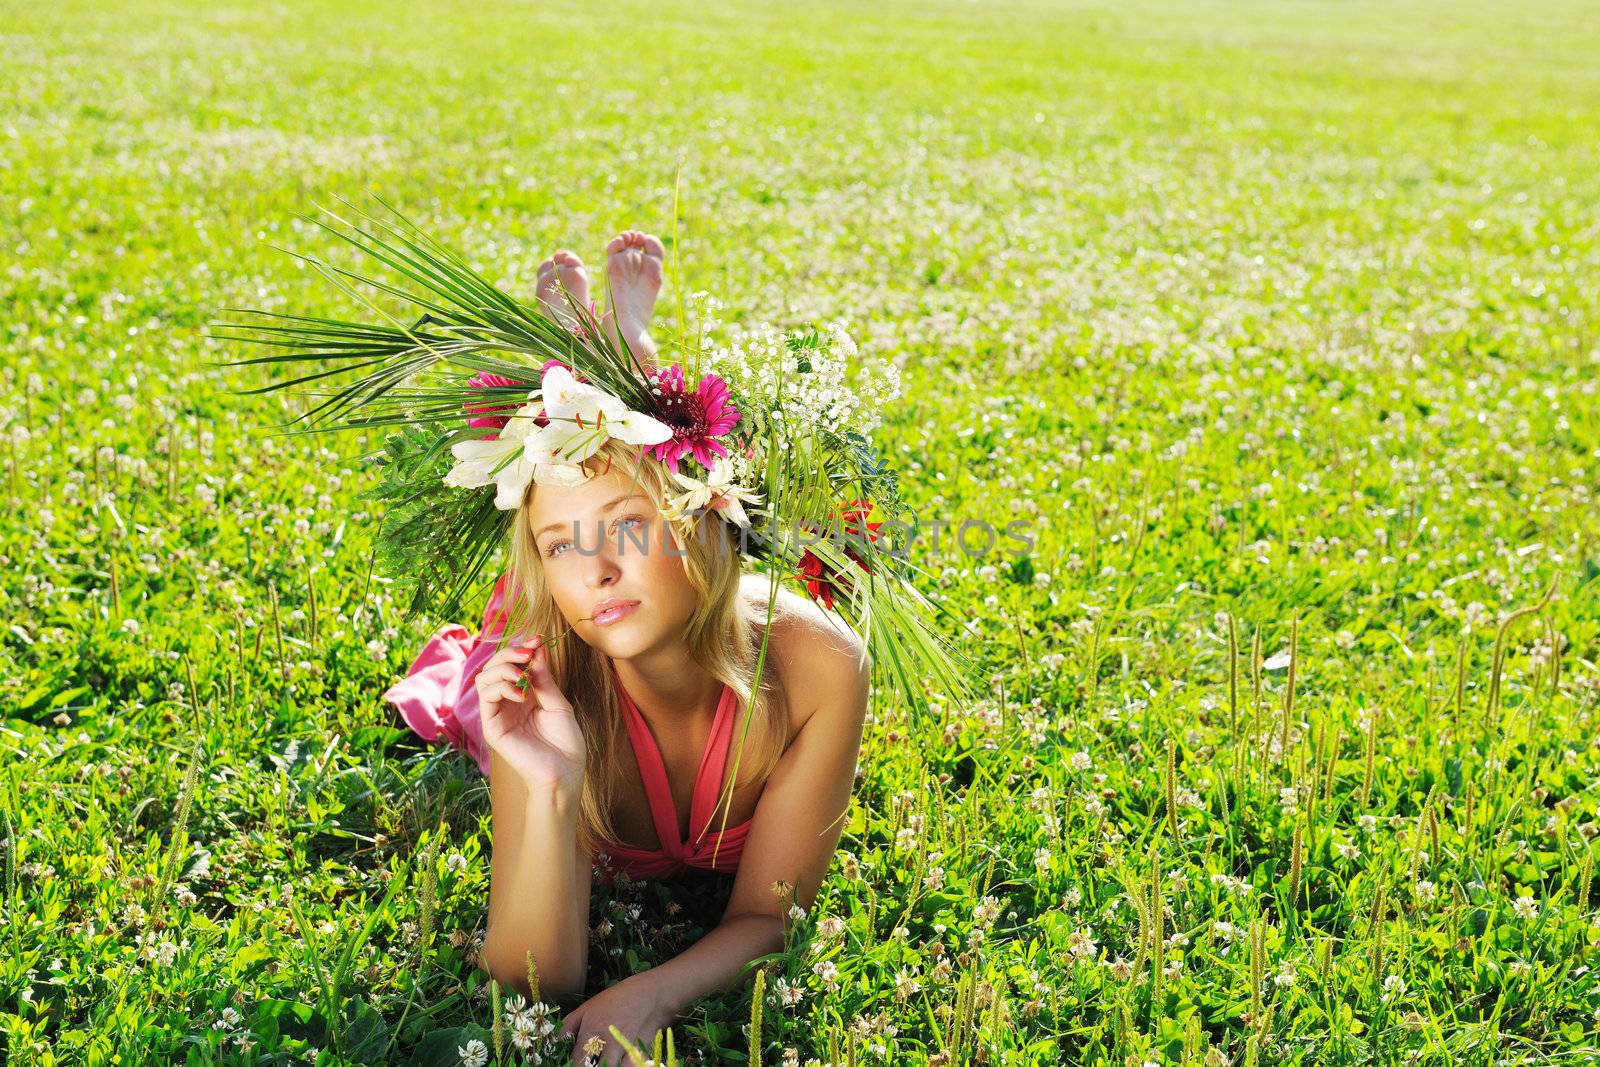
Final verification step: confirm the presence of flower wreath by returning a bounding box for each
[215,200,971,708]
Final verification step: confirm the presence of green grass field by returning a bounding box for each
[5,0,1600,1062]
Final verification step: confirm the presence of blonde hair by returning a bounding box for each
[503,436,791,857]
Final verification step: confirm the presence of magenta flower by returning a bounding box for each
[645,365,741,472]
[464,372,528,434]
[540,359,587,382]
[465,363,583,438]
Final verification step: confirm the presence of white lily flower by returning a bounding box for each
[663,456,762,529]
[445,367,676,509]
[526,365,672,475]
[444,401,552,510]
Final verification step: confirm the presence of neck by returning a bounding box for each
[612,644,723,724]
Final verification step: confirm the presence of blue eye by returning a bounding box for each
[546,515,646,558]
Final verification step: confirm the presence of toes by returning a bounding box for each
[609,230,650,254]
[552,249,583,268]
[641,233,665,258]
[536,256,555,278]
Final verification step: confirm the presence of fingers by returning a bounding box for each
[488,634,543,672]
[517,640,571,710]
[476,636,546,701]
[558,1006,581,1051]
[478,681,526,713]
[475,662,526,689]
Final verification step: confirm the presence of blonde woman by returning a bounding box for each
[386,235,871,1064]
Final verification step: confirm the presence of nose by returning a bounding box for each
[580,526,622,589]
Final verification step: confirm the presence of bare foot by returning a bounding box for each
[601,231,664,368]
[535,250,592,331]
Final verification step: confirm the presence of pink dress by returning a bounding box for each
[382,575,753,880]
[381,572,516,778]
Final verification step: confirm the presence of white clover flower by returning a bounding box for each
[1512,896,1539,920]
[774,977,805,1006]
[510,1016,535,1051]
[1278,786,1300,815]
[457,1038,489,1067]
[893,969,921,999]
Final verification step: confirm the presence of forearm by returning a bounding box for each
[641,913,786,1014]
[482,749,591,999]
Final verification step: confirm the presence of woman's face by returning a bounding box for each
[526,465,698,660]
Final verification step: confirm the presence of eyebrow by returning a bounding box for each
[534,493,644,540]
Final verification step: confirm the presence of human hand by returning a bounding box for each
[558,973,678,1067]
[475,634,586,793]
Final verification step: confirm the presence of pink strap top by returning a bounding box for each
[382,573,751,881]
[599,667,753,880]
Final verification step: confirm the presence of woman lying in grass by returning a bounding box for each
[388,233,872,1065]
[225,204,962,1062]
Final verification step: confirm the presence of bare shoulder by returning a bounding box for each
[739,575,870,729]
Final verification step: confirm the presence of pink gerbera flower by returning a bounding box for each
[464,372,528,435]
[465,362,586,438]
[644,365,741,472]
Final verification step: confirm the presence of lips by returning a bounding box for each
[591,599,641,626]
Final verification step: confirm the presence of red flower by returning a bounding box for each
[795,498,883,610]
